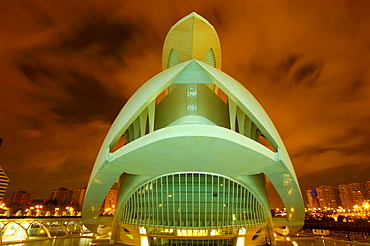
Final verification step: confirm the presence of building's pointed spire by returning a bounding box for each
[162,12,221,70]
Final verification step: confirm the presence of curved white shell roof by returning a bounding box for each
[82,13,304,234]
[162,12,221,70]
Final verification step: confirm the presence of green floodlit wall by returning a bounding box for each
[155,84,229,129]
[120,173,266,230]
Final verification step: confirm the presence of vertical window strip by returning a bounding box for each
[222,176,225,228]
[178,173,182,229]
[192,173,194,230]
[130,195,133,224]
[227,178,231,228]
[128,193,132,224]
[185,174,188,228]
[132,191,136,226]
[136,189,140,226]
[160,176,164,229]
[232,181,235,227]
[151,181,155,227]
[198,174,201,228]
[155,178,159,229]
[204,174,207,228]
[141,187,144,224]
[143,186,146,226]
[166,175,169,227]
[235,183,239,227]
[172,174,176,228]
[246,191,251,226]
[119,173,268,232]
[253,197,257,226]
[218,175,221,228]
[210,175,214,228]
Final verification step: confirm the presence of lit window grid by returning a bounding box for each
[120,173,266,230]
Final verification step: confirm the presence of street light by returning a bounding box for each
[363,202,369,220]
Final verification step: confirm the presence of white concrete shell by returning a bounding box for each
[82,12,304,245]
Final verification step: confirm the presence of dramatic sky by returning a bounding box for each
[1,0,369,207]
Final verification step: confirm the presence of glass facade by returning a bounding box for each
[120,173,266,231]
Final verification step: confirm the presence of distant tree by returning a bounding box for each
[30,199,44,206]
[8,202,25,215]
[337,215,345,223]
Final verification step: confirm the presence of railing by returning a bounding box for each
[0,216,90,243]
[303,221,370,236]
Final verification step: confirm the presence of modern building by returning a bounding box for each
[0,138,10,201]
[315,185,341,208]
[0,167,9,201]
[338,184,353,209]
[101,189,118,215]
[307,182,370,209]
[339,183,369,209]
[10,190,31,205]
[50,187,73,206]
[306,189,320,208]
[82,13,304,245]
[349,183,369,206]
[75,187,87,209]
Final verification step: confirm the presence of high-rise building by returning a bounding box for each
[0,166,9,201]
[82,13,304,245]
[306,189,320,208]
[339,184,353,209]
[75,188,87,209]
[50,187,73,206]
[349,183,368,207]
[11,190,31,204]
[101,189,118,215]
[0,138,10,201]
[316,185,341,208]
[338,183,369,209]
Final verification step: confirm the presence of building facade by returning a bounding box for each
[307,182,370,209]
[0,167,9,201]
[306,189,320,209]
[101,189,118,215]
[75,188,87,209]
[0,139,9,201]
[82,13,304,245]
[11,191,31,205]
[339,184,353,209]
[50,187,73,206]
[315,185,341,208]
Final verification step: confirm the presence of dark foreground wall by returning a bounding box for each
[303,221,370,236]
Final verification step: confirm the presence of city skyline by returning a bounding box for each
[1,1,370,207]
[6,179,370,208]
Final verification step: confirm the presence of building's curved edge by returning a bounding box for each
[162,13,221,70]
[83,59,303,233]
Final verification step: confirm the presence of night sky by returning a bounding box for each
[1,1,369,207]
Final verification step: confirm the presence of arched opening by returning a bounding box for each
[28,221,50,238]
[1,222,28,242]
[49,221,68,236]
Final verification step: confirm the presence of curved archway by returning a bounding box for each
[28,221,51,238]
[1,221,28,242]
[48,221,69,237]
